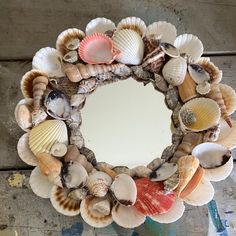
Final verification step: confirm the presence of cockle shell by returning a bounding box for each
[30,166,54,198]
[150,163,178,181]
[162,57,187,86]
[80,196,113,228]
[110,174,137,206]
[86,17,116,35]
[63,50,78,63]
[134,178,175,216]
[79,33,119,64]
[32,47,64,77]
[56,28,85,55]
[192,142,233,182]
[188,64,210,84]
[179,98,221,132]
[146,21,177,44]
[174,34,203,62]
[112,204,146,228]
[17,133,37,166]
[175,155,199,196]
[113,29,144,65]
[86,171,112,197]
[151,198,185,223]
[117,17,146,36]
[196,81,211,95]
[29,120,68,155]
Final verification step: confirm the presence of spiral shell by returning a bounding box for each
[180,108,197,126]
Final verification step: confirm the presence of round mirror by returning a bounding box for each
[81,78,172,167]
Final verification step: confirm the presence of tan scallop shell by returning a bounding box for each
[179,98,221,132]
[29,120,68,155]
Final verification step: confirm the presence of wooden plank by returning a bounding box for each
[0,0,236,59]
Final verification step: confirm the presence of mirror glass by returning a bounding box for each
[80,78,172,168]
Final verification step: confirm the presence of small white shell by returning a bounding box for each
[50,143,68,158]
[30,166,54,198]
[86,17,116,35]
[92,198,111,216]
[32,47,64,77]
[196,81,211,95]
[150,163,178,181]
[174,34,203,62]
[146,21,177,44]
[63,51,78,63]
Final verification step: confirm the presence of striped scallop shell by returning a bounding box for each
[29,120,68,155]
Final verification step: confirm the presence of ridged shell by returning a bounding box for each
[113,29,144,65]
[162,57,187,86]
[80,196,113,228]
[117,17,146,36]
[30,166,54,198]
[174,34,203,62]
[86,18,116,35]
[32,47,64,77]
[179,98,221,132]
[150,198,185,223]
[146,21,177,44]
[112,204,146,228]
[17,133,38,166]
[29,120,68,155]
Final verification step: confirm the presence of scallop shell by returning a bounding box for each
[110,174,137,206]
[188,64,210,84]
[192,142,233,182]
[79,33,118,64]
[134,178,175,216]
[56,28,85,55]
[174,34,203,62]
[30,166,54,198]
[63,51,78,63]
[183,177,214,206]
[179,98,221,132]
[29,120,68,155]
[117,17,146,36]
[50,185,81,216]
[86,17,116,35]
[113,29,144,65]
[162,57,187,86]
[146,21,177,44]
[150,198,185,223]
[17,133,37,166]
[15,98,33,131]
[150,163,178,181]
[112,204,146,228]
[196,81,211,95]
[32,47,64,77]
[80,196,113,228]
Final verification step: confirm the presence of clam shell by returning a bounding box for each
[79,33,118,64]
[29,120,68,155]
[50,185,81,216]
[162,57,187,86]
[150,163,178,181]
[63,50,78,63]
[80,196,113,228]
[32,47,64,77]
[30,166,54,198]
[146,21,177,44]
[196,81,211,95]
[112,204,146,228]
[179,98,221,132]
[192,142,233,182]
[188,64,210,84]
[183,177,214,206]
[150,198,185,223]
[134,178,175,216]
[86,17,116,35]
[117,17,146,36]
[174,34,203,62]
[113,29,144,65]
[110,174,137,206]
[17,133,37,166]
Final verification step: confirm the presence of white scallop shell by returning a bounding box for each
[30,166,54,198]
[113,29,144,65]
[174,34,203,62]
[162,57,187,86]
[150,198,185,223]
[86,17,116,35]
[32,47,64,77]
[146,21,177,44]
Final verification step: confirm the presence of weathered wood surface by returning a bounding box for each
[0,0,236,59]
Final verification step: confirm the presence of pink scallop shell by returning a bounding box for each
[79,33,119,64]
[134,178,176,216]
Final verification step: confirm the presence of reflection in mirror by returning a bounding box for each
[81,78,172,167]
